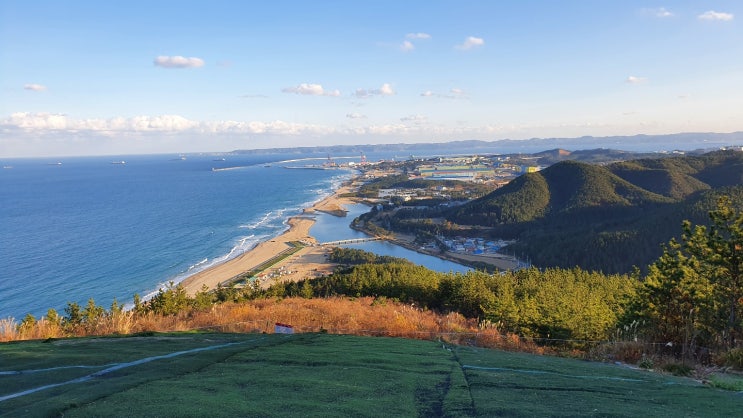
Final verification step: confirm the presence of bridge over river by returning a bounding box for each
[320,237,383,246]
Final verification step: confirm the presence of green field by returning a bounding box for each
[1,333,741,417]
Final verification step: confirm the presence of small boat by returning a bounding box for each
[111,161,126,165]
[47,162,62,166]
[213,158,226,161]
[264,164,272,168]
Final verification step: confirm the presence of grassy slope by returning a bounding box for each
[2,333,742,417]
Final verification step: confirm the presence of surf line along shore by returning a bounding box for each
[180,181,357,296]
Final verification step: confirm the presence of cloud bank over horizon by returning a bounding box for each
[6,110,740,158]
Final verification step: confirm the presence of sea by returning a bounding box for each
[0,152,470,321]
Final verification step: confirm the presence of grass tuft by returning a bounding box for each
[707,374,743,392]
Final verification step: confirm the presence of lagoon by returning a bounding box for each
[310,203,471,274]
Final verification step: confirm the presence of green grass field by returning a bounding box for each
[1,332,741,417]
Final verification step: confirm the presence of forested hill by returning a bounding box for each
[608,150,743,198]
[444,150,743,273]
[446,159,673,227]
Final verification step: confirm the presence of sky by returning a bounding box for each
[1,1,742,157]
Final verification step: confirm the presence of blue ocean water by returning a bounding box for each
[0,154,358,320]
[0,152,470,321]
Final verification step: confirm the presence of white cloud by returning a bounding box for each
[5,112,70,130]
[655,7,674,18]
[24,83,47,91]
[400,114,428,124]
[2,112,490,142]
[400,40,415,52]
[399,33,430,52]
[406,32,431,40]
[698,11,734,21]
[153,55,205,69]
[0,112,336,137]
[354,83,395,98]
[456,36,484,50]
[642,7,674,18]
[420,88,467,99]
[378,83,395,96]
[626,76,648,84]
[129,114,200,131]
[282,83,341,97]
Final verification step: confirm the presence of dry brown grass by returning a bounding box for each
[0,297,542,353]
[129,297,477,339]
[0,318,18,342]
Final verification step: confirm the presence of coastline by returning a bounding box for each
[180,171,518,296]
[180,182,357,295]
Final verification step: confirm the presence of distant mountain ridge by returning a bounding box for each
[443,150,743,273]
[610,150,743,197]
[232,131,743,155]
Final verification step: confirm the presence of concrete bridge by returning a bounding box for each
[320,237,383,246]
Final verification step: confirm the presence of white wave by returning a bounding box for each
[187,258,209,271]
[300,171,355,210]
[239,211,275,229]
[135,233,263,302]
[276,155,358,164]
[238,207,297,232]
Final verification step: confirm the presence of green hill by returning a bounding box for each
[607,150,743,199]
[540,160,671,210]
[441,150,743,273]
[2,332,741,417]
[608,165,710,200]
[449,160,672,227]
[446,172,550,226]
[532,148,661,165]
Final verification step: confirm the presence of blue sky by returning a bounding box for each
[1,1,742,157]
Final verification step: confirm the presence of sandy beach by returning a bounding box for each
[181,182,356,295]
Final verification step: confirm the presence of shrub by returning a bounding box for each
[638,355,654,370]
[660,362,693,377]
[721,348,743,371]
[587,341,645,364]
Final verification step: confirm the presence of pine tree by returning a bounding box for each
[637,239,714,353]
[683,196,743,348]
